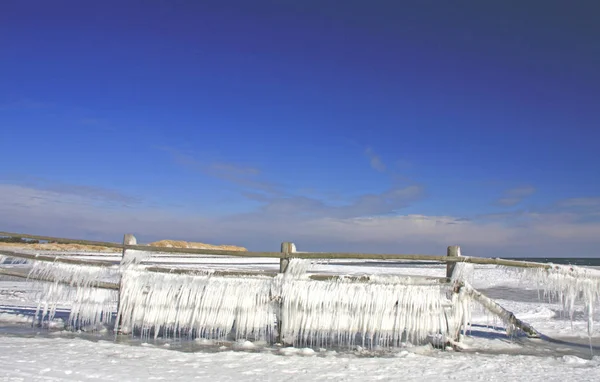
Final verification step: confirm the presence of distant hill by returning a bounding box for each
[148,240,247,252]
[0,238,247,252]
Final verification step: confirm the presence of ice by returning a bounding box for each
[18,257,470,347]
[120,249,150,267]
[278,259,459,348]
[28,262,119,329]
[115,258,463,347]
[0,254,28,265]
[283,258,311,277]
[116,269,277,341]
[277,277,457,348]
[506,264,600,336]
[450,262,475,285]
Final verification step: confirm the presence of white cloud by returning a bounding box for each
[156,146,281,195]
[2,184,600,257]
[495,185,536,206]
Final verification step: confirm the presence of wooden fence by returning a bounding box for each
[0,230,553,270]
[0,230,547,339]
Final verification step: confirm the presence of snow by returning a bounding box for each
[0,312,32,324]
[3,250,600,380]
[0,336,599,381]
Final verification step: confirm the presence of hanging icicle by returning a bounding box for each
[114,258,461,347]
[274,258,460,348]
[28,261,119,329]
[504,264,600,336]
[277,277,456,348]
[116,269,277,341]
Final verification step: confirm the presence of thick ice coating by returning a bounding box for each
[116,259,461,347]
[28,261,119,329]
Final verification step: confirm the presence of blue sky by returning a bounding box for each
[1,1,599,256]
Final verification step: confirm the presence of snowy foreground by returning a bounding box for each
[1,250,600,381]
[1,335,600,381]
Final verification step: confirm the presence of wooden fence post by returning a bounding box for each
[120,234,137,265]
[277,242,296,346]
[116,233,136,333]
[446,245,461,278]
[280,242,296,273]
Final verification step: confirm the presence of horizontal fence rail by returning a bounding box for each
[0,249,115,267]
[0,249,448,284]
[0,231,553,269]
[0,267,120,290]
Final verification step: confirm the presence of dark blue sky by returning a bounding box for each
[1,1,599,256]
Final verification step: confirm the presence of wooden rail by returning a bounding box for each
[1,231,552,269]
[0,267,119,290]
[0,249,115,267]
[1,248,448,284]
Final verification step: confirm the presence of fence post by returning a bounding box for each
[446,245,461,278]
[116,233,136,333]
[120,234,137,265]
[277,242,296,346]
[280,242,295,273]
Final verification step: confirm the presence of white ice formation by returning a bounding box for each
[116,269,276,341]
[506,264,600,335]
[116,259,463,348]
[27,256,469,347]
[277,277,458,347]
[28,261,119,329]
[120,249,151,267]
[450,262,475,285]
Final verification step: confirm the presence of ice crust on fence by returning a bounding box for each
[277,278,456,347]
[117,269,276,341]
[116,259,463,347]
[506,264,600,335]
[29,262,119,329]
[0,254,28,265]
[450,262,475,285]
[277,259,460,347]
[120,249,151,267]
[24,257,470,346]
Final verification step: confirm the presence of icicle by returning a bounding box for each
[28,262,119,329]
[276,276,456,348]
[504,264,600,337]
[449,286,471,340]
[117,269,277,342]
[115,262,462,348]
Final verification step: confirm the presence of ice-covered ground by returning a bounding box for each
[1,248,600,380]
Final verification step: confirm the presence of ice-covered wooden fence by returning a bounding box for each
[2,230,597,348]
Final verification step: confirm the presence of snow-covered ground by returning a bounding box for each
[1,248,600,380]
[1,335,600,382]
